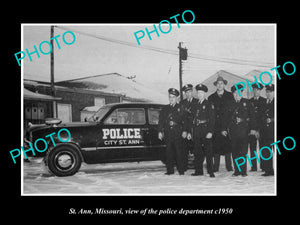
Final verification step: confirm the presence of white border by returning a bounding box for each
[21,23,277,196]
[21,24,24,195]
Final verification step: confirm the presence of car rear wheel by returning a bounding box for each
[46,145,82,177]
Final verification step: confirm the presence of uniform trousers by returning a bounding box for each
[231,135,248,174]
[183,139,193,170]
[194,137,213,174]
[260,137,274,173]
[248,134,259,170]
[212,132,233,171]
[165,130,185,174]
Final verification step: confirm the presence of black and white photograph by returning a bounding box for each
[4,5,298,220]
[21,24,276,195]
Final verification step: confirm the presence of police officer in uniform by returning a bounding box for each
[260,84,275,176]
[189,84,215,177]
[180,84,198,171]
[227,84,255,177]
[208,76,234,172]
[248,83,266,171]
[158,88,188,175]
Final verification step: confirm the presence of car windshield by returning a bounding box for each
[87,106,111,122]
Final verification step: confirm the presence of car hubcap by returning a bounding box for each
[54,151,76,172]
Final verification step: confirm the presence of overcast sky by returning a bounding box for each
[22,24,275,94]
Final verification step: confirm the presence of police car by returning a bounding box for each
[25,103,166,176]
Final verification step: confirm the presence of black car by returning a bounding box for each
[25,103,166,176]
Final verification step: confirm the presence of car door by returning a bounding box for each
[147,107,166,161]
[96,107,150,162]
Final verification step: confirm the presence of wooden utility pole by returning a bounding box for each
[178,42,183,101]
[178,42,188,101]
[50,25,57,118]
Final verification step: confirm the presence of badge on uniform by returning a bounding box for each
[243,102,246,107]
[203,105,206,110]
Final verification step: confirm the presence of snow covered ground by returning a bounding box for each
[23,157,275,195]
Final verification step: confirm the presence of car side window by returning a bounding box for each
[148,108,161,125]
[104,108,146,125]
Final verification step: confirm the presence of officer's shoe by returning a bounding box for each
[191,171,204,176]
[179,172,185,175]
[165,172,174,175]
[241,173,248,177]
[261,172,274,176]
[209,173,215,178]
[232,172,241,176]
[250,168,257,172]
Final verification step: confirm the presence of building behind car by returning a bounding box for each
[23,72,167,127]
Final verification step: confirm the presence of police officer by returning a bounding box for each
[260,84,274,176]
[208,76,234,172]
[248,83,266,171]
[158,88,188,175]
[189,84,215,177]
[227,84,255,177]
[180,84,198,171]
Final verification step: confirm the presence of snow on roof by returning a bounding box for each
[24,88,62,101]
[244,69,275,83]
[57,73,168,104]
[244,70,263,80]
[202,70,249,97]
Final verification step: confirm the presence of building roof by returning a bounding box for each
[56,73,168,104]
[244,70,264,81]
[244,69,275,83]
[243,70,274,98]
[23,88,62,101]
[201,70,251,98]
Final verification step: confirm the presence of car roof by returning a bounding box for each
[104,102,164,108]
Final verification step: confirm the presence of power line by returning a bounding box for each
[55,25,273,68]
[188,54,272,68]
[55,25,178,56]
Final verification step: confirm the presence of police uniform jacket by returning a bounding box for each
[180,97,198,124]
[180,98,198,114]
[208,90,235,132]
[158,103,188,138]
[260,98,274,139]
[249,96,266,131]
[226,98,255,138]
[190,99,215,138]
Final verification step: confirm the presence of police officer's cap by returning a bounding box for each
[182,84,193,92]
[265,84,274,91]
[231,84,244,93]
[195,83,208,92]
[252,83,264,90]
[168,88,180,96]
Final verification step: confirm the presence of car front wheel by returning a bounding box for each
[46,144,82,177]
